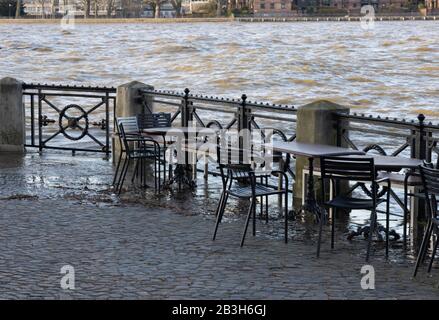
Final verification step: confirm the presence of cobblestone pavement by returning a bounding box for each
[1,152,439,299]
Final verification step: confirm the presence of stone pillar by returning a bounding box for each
[293,100,350,209]
[112,81,154,163]
[0,77,25,153]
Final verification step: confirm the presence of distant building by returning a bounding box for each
[425,0,439,10]
[182,0,211,14]
[142,2,178,17]
[253,0,297,16]
[253,0,411,15]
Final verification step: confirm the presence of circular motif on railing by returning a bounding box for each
[59,104,89,141]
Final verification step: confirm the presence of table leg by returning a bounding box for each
[163,135,196,190]
[298,157,327,223]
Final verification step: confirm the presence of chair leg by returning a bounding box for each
[316,208,325,258]
[112,152,123,186]
[265,177,269,223]
[115,156,128,191]
[131,159,139,183]
[241,199,254,247]
[413,219,433,278]
[215,190,225,217]
[284,191,288,244]
[252,197,256,237]
[386,188,391,259]
[403,182,409,250]
[117,158,130,195]
[260,178,263,219]
[428,231,439,273]
[366,209,377,262]
[212,192,228,241]
[331,208,336,249]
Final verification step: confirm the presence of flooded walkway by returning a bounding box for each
[0,152,439,299]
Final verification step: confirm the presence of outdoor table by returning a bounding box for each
[363,155,423,171]
[267,141,366,220]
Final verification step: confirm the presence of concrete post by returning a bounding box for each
[112,81,154,163]
[293,100,350,210]
[0,77,25,153]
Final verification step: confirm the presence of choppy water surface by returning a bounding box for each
[1,21,438,120]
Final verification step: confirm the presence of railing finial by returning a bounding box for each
[418,113,425,124]
[184,88,190,97]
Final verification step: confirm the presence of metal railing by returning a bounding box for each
[139,87,298,142]
[23,83,116,155]
[338,112,439,165]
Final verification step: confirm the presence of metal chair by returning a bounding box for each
[112,117,139,188]
[137,113,172,178]
[212,145,289,246]
[113,119,163,194]
[319,156,391,261]
[413,165,439,277]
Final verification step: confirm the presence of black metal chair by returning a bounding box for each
[212,145,289,246]
[413,165,439,277]
[137,113,173,177]
[112,117,138,188]
[319,156,391,261]
[113,119,163,194]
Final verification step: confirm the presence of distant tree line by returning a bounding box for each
[0,0,24,16]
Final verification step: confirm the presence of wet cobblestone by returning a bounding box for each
[0,152,439,299]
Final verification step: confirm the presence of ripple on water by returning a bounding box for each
[287,78,319,87]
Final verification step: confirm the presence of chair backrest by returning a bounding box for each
[420,165,439,197]
[117,117,139,134]
[320,156,375,182]
[216,142,254,186]
[420,165,439,219]
[116,117,140,153]
[137,113,171,129]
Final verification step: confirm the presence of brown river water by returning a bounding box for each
[1,21,438,121]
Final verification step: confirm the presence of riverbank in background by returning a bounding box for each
[0,15,438,24]
[0,17,233,24]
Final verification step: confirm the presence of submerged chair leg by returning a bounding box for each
[131,159,139,183]
[117,158,130,195]
[284,191,288,244]
[386,188,391,258]
[316,208,325,258]
[212,192,229,241]
[115,156,128,193]
[428,231,439,273]
[112,151,123,186]
[413,219,433,277]
[252,197,256,237]
[241,199,254,247]
[403,181,409,250]
[331,208,336,249]
[366,209,377,262]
